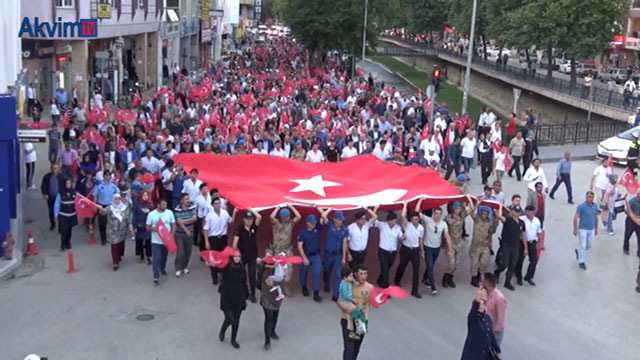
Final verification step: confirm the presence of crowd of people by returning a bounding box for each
[21,34,640,359]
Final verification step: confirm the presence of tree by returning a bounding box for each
[404,0,448,35]
[446,0,489,60]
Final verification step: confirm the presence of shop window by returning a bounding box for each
[56,0,74,8]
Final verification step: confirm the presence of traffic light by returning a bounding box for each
[431,68,442,92]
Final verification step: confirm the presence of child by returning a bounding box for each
[267,252,287,301]
[339,267,363,340]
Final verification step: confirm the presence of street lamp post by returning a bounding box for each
[361,0,368,66]
[462,0,478,115]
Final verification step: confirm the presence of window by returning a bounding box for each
[56,0,74,7]
[167,9,180,22]
[634,0,640,9]
[139,0,144,9]
[166,0,179,8]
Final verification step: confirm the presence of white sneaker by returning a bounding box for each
[183,268,190,274]
[608,232,615,236]
[175,270,182,277]
[28,185,37,190]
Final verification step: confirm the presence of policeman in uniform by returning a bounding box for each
[494,205,526,291]
[443,200,470,288]
[298,214,324,302]
[468,202,493,287]
[320,208,349,302]
[627,132,639,175]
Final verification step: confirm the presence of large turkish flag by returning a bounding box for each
[173,154,464,210]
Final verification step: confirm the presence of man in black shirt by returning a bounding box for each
[232,208,262,303]
[494,205,526,291]
[325,138,340,162]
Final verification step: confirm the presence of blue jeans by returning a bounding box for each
[606,211,615,233]
[496,330,505,347]
[462,157,473,174]
[300,254,322,291]
[577,229,594,264]
[423,246,440,290]
[152,243,168,279]
[324,253,342,298]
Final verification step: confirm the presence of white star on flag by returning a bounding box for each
[289,175,342,197]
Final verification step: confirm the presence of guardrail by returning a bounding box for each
[534,121,630,146]
[378,35,634,113]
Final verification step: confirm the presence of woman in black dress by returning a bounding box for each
[218,249,249,349]
[461,289,502,360]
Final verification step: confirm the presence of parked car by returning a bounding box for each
[601,68,629,84]
[558,62,598,77]
[558,61,572,74]
[596,126,640,165]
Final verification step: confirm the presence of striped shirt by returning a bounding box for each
[174,202,197,233]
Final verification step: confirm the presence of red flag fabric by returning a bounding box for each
[263,255,304,266]
[82,127,105,148]
[156,219,177,254]
[200,247,237,268]
[173,154,464,211]
[132,91,141,108]
[536,230,546,260]
[619,168,639,194]
[504,148,513,171]
[22,122,49,129]
[368,286,410,309]
[140,173,161,184]
[492,139,502,152]
[608,154,613,169]
[75,193,97,218]
[117,136,127,153]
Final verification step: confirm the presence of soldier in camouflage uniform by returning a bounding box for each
[468,201,493,287]
[443,198,471,288]
[269,204,302,296]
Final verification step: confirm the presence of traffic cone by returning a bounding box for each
[25,230,39,256]
[66,250,77,274]
[88,226,96,245]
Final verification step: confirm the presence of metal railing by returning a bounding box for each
[378,35,634,113]
[534,121,630,146]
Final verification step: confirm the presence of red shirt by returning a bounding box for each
[507,116,516,136]
[536,194,544,218]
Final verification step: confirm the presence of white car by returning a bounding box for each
[559,61,573,74]
[596,126,640,165]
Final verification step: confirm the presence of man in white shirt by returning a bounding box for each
[24,142,37,189]
[305,142,325,163]
[161,159,177,207]
[460,131,477,177]
[270,140,287,158]
[141,149,163,174]
[523,158,548,192]
[251,139,269,155]
[182,168,203,201]
[518,205,542,286]
[395,202,424,297]
[194,183,211,247]
[93,91,103,110]
[202,197,236,284]
[420,133,440,155]
[341,138,358,159]
[433,114,447,133]
[589,158,612,204]
[372,139,390,160]
[375,210,404,288]
[27,83,36,117]
[347,208,378,268]
[419,204,453,295]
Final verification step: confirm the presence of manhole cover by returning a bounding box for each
[136,314,155,321]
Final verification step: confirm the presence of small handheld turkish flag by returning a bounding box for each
[263,255,304,266]
[368,286,410,309]
[492,139,502,152]
[156,219,177,254]
[75,193,97,218]
[200,247,237,268]
[619,168,639,194]
[504,148,513,170]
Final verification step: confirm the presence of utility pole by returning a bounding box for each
[361,0,368,66]
[462,0,478,115]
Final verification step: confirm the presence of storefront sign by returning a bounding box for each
[17,129,47,143]
[202,19,212,43]
[97,4,112,19]
[625,37,640,51]
[202,0,210,21]
[56,41,72,54]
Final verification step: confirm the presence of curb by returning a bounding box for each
[366,58,421,92]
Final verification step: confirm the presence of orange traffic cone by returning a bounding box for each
[88,226,96,245]
[67,250,77,274]
[25,230,39,256]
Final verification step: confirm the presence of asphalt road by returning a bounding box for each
[1,140,639,360]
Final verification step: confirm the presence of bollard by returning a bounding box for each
[25,230,39,256]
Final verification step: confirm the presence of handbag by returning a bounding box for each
[614,198,626,214]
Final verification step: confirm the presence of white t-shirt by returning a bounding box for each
[375,221,403,252]
[347,222,372,251]
[460,137,477,158]
[203,209,232,237]
[372,147,389,160]
[24,143,36,163]
[271,148,287,158]
[252,148,268,155]
[161,168,174,191]
[592,165,611,190]
[421,215,449,248]
[494,152,506,171]
[341,146,358,159]
[305,149,325,163]
[403,222,424,248]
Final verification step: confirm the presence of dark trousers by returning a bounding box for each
[550,173,573,202]
[516,241,538,281]
[423,246,441,290]
[324,252,343,298]
[508,155,522,180]
[209,235,228,282]
[110,241,125,265]
[376,248,396,288]
[349,249,367,270]
[25,162,35,187]
[135,236,151,260]
[242,254,257,297]
[98,212,108,245]
[523,154,534,173]
[263,307,280,345]
[495,245,519,285]
[444,160,460,181]
[48,147,59,164]
[341,318,365,360]
[60,225,72,250]
[394,245,420,293]
[623,216,640,254]
[300,253,323,291]
[47,197,56,228]
[221,309,243,343]
[194,217,203,246]
[480,157,493,185]
[152,243,168,279]
[27,98,34,117]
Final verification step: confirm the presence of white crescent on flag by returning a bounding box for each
[286,189,408,207]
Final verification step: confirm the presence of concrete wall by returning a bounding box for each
[71,40,88,104]
[0,0,22,92]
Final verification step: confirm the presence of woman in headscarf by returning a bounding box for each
[218,249,249,350]
[134,190,154,264]
[461,288,501,360]
[602,173,620,235]
[98,194,134,271]
[117,177,131,205]
[79,153,96,183]
[54,177,78,251]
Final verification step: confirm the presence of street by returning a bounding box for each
[2,141,639,360]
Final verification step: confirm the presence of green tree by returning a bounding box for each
[404,0,448,34]
[446,0,490,60]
